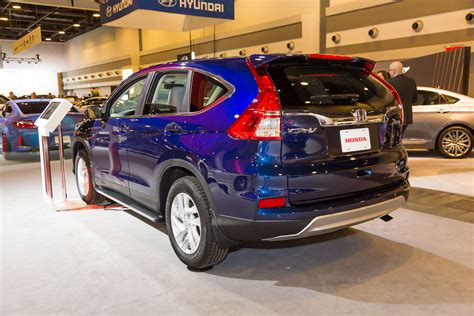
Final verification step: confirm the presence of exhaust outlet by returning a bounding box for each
[380,214,393,222]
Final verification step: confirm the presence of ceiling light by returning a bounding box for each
[93,13,100,17]
[45,38,51,41]
[12,5,21,9]
[58,31,65,34]
[73,23,80,27]
[0,17,8,21]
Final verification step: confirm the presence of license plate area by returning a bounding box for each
[325,124,381,155]
[340,128,371,153]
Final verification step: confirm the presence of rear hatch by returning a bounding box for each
[263,55,405,205]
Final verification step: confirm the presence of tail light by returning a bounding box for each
[13,120,36,129]
[2,134,6,152]
[17,133,23,147]
[227,59,281,140]
[371,73,404,126]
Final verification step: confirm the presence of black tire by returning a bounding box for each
[165,176,228,270]
[436,126,473,159]
[74,149,107,204]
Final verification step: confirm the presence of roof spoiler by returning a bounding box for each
[249,54,375,72]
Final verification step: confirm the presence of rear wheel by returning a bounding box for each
[75,149,106,204]
[165,176,228,270]
[437,126,472,159]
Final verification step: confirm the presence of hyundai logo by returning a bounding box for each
[158,0,177,7]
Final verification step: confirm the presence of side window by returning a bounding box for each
[110,77,146,117]
[4,104,12,116]
[144,72,188,115]
[190,72,227,112]
[418,91,443,106]
[442,94,459,104]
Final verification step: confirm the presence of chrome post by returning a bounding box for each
[40,135,53,199]
[58,123,67,200]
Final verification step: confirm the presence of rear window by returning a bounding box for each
[16,101,50,114]
[267,65,392,110]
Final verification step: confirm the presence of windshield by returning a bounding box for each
[16,101,50,114]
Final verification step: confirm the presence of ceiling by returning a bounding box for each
[0,1,103,42]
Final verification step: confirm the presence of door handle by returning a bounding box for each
[164,122,182,134]
[437,109,450,114]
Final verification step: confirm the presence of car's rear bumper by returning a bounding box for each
[215,180,409,242]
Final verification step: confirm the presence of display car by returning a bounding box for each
[72,54,410,269]
[403,87,473,158]
[1,99,84,159]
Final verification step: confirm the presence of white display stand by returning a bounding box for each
[34,98,85,211]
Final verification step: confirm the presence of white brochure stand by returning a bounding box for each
[35,98,85,211]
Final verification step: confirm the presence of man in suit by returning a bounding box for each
[388,61,417,134]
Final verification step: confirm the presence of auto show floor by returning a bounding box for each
[1,152,473,315]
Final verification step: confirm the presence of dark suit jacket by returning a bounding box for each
[388,74,417,125]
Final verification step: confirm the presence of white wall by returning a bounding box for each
[0,40,66,96]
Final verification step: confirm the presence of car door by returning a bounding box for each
[126,70,192,210]
[403,89,453,145]
[91,75,149,197]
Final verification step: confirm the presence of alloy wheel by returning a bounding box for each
[441,129,471,158]
[170,192,201,254]
[76,157,89,196]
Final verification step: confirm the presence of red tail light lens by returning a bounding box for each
[371,73,404,126]
[258,197,286,209]
[17,133,23,146]
[227,59,281,141]
[13,120,36,129]
[2,134,6,153]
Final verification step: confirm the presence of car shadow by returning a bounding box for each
[122,210,473,305]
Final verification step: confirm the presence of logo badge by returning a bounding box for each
[352,109,368,123]
[106,6,113,17]
[158,0,177,7]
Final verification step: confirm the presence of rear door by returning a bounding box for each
[266,60,405,204]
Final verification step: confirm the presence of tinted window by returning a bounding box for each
[417,91,443,105]
[144,72,188,115]
[16,101,50,114]
[268,65,391,110]
[442,94,459,104]
[0,96,8,104]
[110,78,146,117]
[190,72,227,112]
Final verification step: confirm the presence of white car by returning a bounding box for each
[403,87,473,158]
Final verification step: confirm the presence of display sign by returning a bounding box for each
[13,26,42,56]
[100,0,234,27]
[35,99,73,136]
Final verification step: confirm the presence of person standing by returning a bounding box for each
[388,61,417,134]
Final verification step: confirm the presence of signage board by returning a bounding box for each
[100,0,234,25]
[13,26,42,56]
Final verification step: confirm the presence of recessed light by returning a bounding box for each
[58,31,65,34]
[73,23,80,27]
[12,5,21,9]
[0,17,8,21]
[45,38,51,41]
[93,13,100,17]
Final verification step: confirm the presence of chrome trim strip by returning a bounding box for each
[264,196,406,241]
[283,112,385,127]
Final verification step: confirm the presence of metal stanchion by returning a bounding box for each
[57,123,67,201]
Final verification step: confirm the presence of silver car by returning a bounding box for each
[403,87,473,158]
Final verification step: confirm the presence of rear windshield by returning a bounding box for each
[16,101,50,114]
[267,65,392,110]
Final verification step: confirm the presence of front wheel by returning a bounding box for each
[75,149,107,204]
[437,126,472,159]
[165,176,228,270]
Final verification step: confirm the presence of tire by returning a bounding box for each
[75,149,107,204]
[437,126,473,159]
[165,176,228,270]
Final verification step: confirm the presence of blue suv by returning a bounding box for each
[72,54,410,269]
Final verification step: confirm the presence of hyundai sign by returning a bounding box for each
[100,0,234,25]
